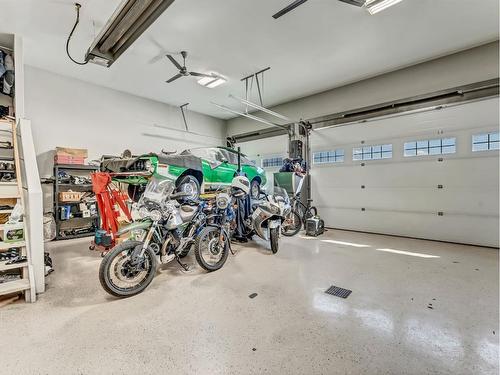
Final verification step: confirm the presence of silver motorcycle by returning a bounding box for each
[246,186,291,253]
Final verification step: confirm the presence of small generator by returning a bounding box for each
[306,216,325,237]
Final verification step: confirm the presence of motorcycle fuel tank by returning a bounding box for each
[165,210,183,229]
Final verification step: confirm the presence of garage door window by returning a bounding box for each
[262,156,283,168]
[313,149,344,164]
[404,138,456,157]
[353,144,392,161]
[472,132,499,152]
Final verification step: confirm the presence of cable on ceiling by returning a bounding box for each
[66,3,88,66]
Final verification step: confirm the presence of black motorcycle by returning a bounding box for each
[194,191,234,271]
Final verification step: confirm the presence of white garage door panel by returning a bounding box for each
[311,156,499,189]
[313,186,498,216]
[242,98,499,247]
[319,208,499,247]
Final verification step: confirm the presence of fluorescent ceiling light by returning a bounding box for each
[375,248,440,258]
[198,75,227,88]
[86,0,175,67]
[365,0,404,14]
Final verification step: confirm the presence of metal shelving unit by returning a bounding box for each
[0,119,36,302]
[53,164,98,241]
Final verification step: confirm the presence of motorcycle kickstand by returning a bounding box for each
[175,254,191,272]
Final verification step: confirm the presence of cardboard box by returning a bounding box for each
[54,147,87,165]
[54,155,86,165]
[59,191,84,202]
[55,147,88,158]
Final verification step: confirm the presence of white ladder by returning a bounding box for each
[0,119,36,303]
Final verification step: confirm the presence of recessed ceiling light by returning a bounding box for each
[197,75,227,88]
[365,0,404,14]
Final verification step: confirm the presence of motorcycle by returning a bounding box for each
[245,186,291,253]
[194,191,235,272]
[99,175,208,298]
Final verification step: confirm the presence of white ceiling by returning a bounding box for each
[1,0,498,119]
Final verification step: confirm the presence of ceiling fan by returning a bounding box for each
[272,0,401,19]
[165,51,214,83]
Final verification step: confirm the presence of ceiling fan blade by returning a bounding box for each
[272,0,309,19]
[166,55,183,70]
[166,73,183,83]
[189,72,213,78]
[338,0,366,7]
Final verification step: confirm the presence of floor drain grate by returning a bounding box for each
[325,285,352,299]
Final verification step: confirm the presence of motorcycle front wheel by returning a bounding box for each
[282,210,302,237]
[270,227,279,254]
[99,241,157,298]
[194,226,229,272]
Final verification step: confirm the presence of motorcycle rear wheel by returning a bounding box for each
[99,241,157,298]
[195,226,229,272]
[270,227,279,254]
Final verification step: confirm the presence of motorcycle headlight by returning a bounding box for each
[138,206,149,218]
[216,193,230,210]
[149,209,162,221]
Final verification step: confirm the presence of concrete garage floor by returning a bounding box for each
[0,230,498,375]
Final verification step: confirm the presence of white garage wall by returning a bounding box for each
[24,66,226,209]
[25,66,226,177]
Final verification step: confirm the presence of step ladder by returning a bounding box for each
[0,119,36,303]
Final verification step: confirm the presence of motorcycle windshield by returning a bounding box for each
[273,186,289,201]
[272,186,291,210]
[138,175,175,206]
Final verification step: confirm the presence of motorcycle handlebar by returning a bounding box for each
[170,191,191,199]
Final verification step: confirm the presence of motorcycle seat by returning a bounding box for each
[180,205,196,213]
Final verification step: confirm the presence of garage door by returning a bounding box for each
[309,98,499,247]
